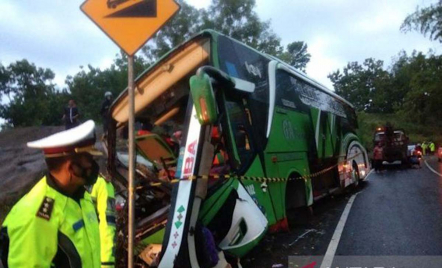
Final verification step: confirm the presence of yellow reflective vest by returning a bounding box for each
[430,142,435,152]
[422,143,428,154]
[1,176,100,268]
[90,176,116,268]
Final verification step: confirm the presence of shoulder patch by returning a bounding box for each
[36,196,55,221]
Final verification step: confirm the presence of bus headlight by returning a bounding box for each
[360,170,366,177]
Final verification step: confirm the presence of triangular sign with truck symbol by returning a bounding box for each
[81,0,180,56]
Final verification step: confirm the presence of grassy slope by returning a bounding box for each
[357,112,442,151]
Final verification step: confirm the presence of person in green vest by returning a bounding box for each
[89,175,116,268]
[422,141,428,155]
[0,120,102,268]
[429,141,436,155]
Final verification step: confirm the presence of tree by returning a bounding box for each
[401,1,442,42]
[329,49,442,128]
[328,58,392,113]
[398,51,442,125]
[65,53,149,123]
[142,0,202,62]
[279,41,311,72]
[389,51,416,111]
[0,60,65,127]
[0,64,10,97]
[142,0,310,70]
[2,0,312,128]
[201,0,284,56]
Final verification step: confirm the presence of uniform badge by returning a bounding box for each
[36,196,55,221]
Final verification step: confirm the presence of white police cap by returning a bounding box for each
[27,120,102,158]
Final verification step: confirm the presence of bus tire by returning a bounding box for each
[285,174,309,227]
[352,161,360,188]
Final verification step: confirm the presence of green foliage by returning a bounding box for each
[65,53,149,123]
[330,51,442,131]
[142,0,202,62]
[0,54,150,127]
[279,42,311,72]
[142,0,310,71]
[401,0,442,42]
[2,0,312,127]
[202,0,284,56]
[328,58,392,113]
[398,51,442,125]
[357,112,442,151]
[0,60,68,127]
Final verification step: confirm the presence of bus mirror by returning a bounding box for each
[189,73,218,125]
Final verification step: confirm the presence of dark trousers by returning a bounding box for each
[102,117,110,135]
[374,159,383,171]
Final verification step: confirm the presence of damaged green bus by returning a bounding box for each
[107,30,370,267]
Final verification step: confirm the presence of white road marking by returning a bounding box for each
[320,193,359,268]
[424,160,442,177]
[364,169,374,181]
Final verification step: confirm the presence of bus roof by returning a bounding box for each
[202,29,354,108]
[111,29,355,123]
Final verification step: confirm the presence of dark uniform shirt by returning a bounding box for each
[64,106,79,129]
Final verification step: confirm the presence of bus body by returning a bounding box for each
[108,30,370,267]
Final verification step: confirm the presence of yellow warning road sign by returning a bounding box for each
[81,0,180,56]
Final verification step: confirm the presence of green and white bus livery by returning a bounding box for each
[107,30,370,267]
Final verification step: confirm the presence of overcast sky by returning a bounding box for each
[0,0,440,90]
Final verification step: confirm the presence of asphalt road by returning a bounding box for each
[245,156,442,268]
[337,156,442,255]
[330,156,442,267]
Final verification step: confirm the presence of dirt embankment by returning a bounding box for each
[0,126,63,221]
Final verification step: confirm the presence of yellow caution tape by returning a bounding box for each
[147,153,363,186]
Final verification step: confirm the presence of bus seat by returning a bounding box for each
[136,133,177,168]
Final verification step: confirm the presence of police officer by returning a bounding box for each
[89,175,116,268]
[430,141,436,155]
[422,141,428,155]
[0,120,101,268]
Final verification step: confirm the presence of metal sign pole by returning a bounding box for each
[127,54,135,268]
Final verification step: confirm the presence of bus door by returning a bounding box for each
[222,94,278,225]
[216,36,283,226]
